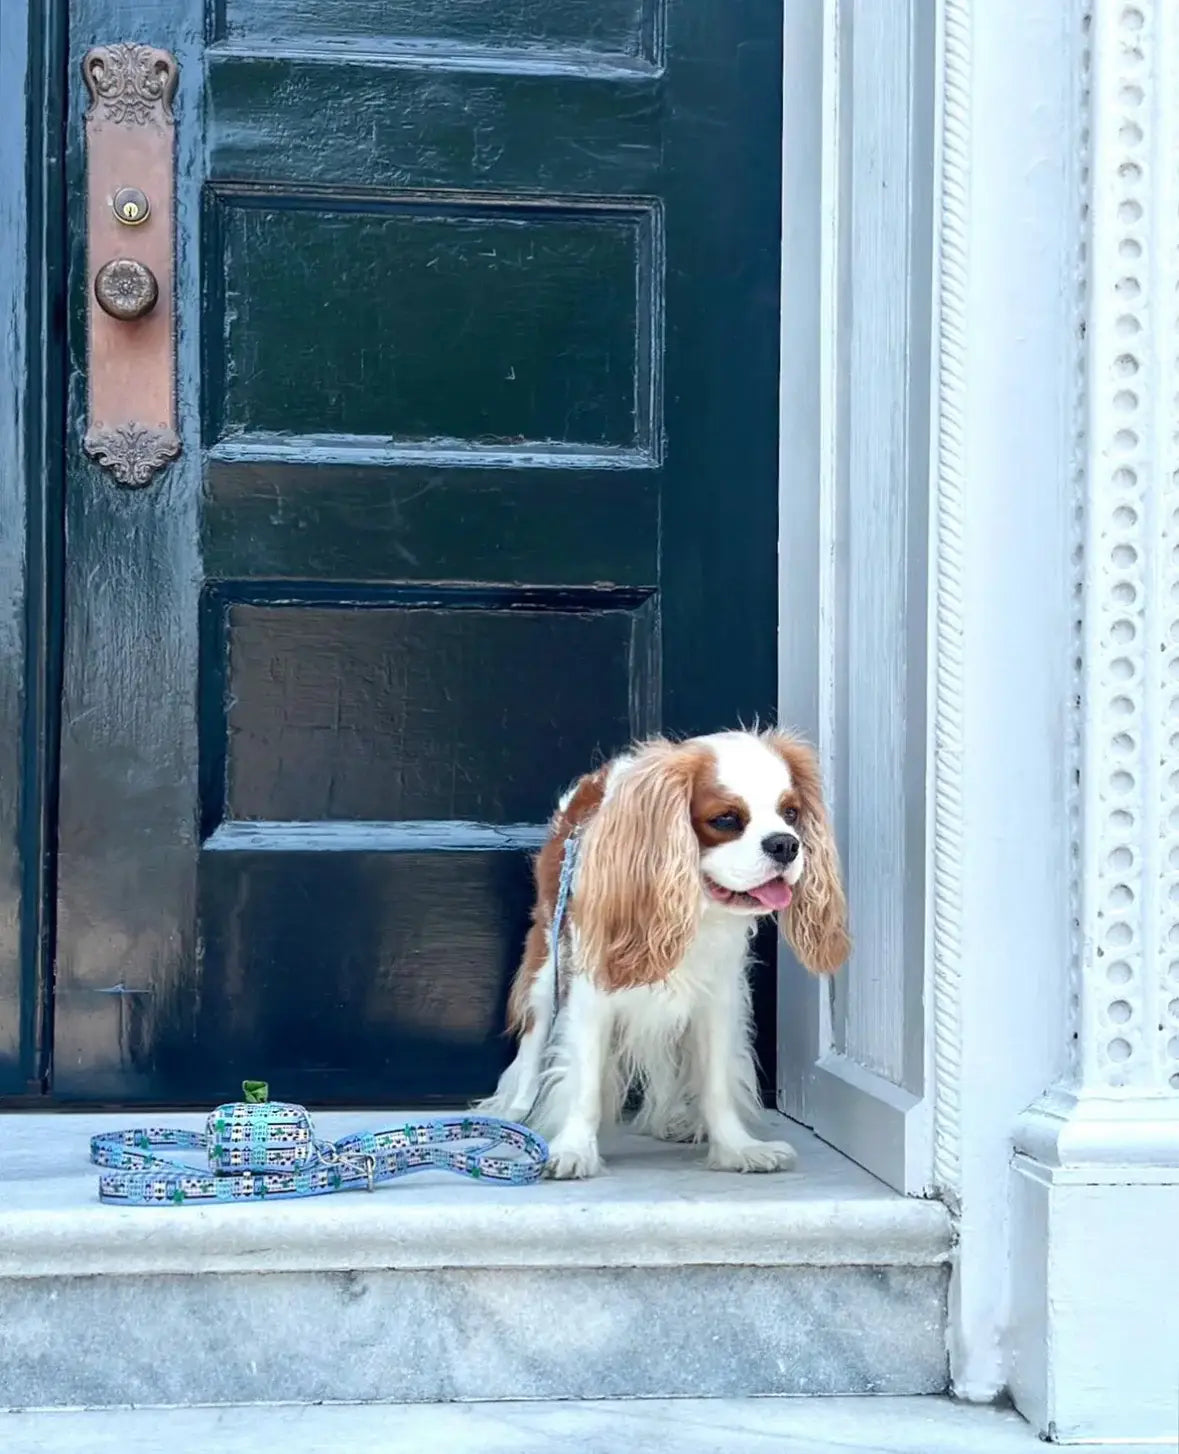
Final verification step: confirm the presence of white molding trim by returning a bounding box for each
[928,0,970,1210]
[776,0,835,1129]
[778,0,935,1200]
[809,1052,928,1194]
[1014,1088,1179,1180]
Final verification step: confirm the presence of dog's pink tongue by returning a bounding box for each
[748,879,793,910]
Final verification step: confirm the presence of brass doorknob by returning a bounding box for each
[94,258,158,320]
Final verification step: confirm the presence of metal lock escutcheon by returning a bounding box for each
[81,42,180,488]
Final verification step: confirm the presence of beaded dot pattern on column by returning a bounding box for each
[1084,1,1179,1092]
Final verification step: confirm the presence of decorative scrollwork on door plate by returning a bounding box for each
[81,43,180,488]
[81,42,177,127]
[82,424,181,488]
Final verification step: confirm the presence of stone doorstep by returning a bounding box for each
[0,1112,954,1409]
[0,1109,952,1278]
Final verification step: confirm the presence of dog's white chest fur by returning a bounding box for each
[606,908,751,1049]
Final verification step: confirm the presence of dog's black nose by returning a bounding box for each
[762,832,800,866]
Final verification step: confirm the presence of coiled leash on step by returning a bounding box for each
[90,830,580,1206]
[90,1082,548,1206]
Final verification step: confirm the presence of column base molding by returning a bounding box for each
[1008,1088,1179,1441]
[1013,1087,1179,1182]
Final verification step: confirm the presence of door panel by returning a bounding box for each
[202,464,656,585]
[214,0,660,60]
[208,197,656,454]
[51,0,782,1104]
[202,590,651,830]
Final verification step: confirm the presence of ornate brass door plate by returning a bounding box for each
[81,43,180,487]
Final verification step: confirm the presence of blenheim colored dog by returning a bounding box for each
[478,729,849,1179]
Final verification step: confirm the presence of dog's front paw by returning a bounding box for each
[707,1138,797,1174]
[545,1132,604,1180]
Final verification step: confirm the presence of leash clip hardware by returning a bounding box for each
[316,1140,378,1191]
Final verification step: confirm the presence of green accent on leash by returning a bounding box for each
[242,1080,269,1104]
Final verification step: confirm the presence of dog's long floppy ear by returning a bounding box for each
[765,732,850,975]
[574,741,702,990]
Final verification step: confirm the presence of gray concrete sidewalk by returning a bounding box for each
[0,1396,1123,1453]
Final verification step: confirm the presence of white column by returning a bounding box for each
[1065,0,1179,1106]
[926,0,1179,1438]
[926,0,1081,1412]
[1007,0,1179,1439]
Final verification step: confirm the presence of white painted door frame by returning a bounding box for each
[777,0,935,1197]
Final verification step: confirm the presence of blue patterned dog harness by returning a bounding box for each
[90,1094,548,1207]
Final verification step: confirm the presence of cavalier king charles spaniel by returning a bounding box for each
[478,729,849,1179]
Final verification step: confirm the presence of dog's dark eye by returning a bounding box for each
[782,806,799,825]
[708,813,743,833]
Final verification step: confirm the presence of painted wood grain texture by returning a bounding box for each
[837,0,928,1092]
[208,198,655,452]
[214,0,662,65]
[0,0,32,1090]
[218,602,638,824]
[0,0,67,1096]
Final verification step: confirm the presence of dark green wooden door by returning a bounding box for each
[47,0,781,1104]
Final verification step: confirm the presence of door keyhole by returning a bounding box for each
[112,186,150,226]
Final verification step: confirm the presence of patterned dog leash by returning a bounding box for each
[92,831,580,1207]
[551,826,581,1018]
[90,1086,548,1207]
